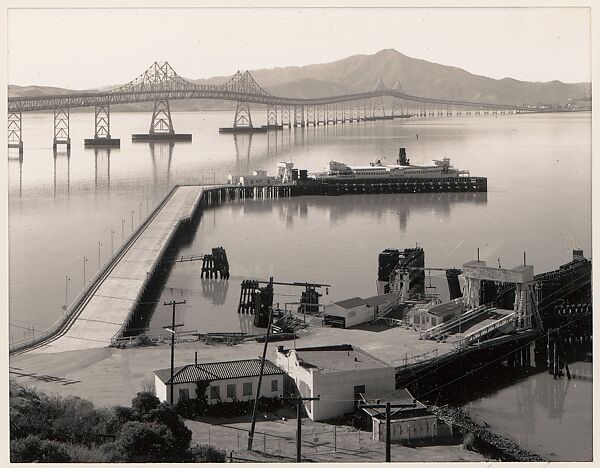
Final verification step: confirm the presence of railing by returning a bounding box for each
[455,312,516,349]
[109,186,205,344]
[9,185,181,354]
[392,349,439,370]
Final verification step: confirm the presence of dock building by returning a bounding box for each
[323,292,401,328]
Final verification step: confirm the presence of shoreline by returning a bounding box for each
[430,405,545,462]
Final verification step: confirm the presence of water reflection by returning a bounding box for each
[466,362,592,461]
[233,133,253,173]
[52,149,70,197]
[149,142,174,192]
[8,154,23,198]
[237,192,487,231]
[93,147,113,192]
[201,278,229,305]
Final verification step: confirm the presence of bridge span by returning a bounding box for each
[8,62,543,154]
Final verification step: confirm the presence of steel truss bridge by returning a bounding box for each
[8,62,543,153]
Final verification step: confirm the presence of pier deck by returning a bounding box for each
[24,185,205,354]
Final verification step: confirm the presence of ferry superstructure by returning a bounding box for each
[313,148,470,181]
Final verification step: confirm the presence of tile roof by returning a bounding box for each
[154,359,284,384]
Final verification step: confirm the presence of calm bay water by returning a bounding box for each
[464,362,593,461]
[8,110,591,460]
[8,111,591,339]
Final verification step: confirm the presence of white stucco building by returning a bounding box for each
[154,359,285,405]
[323,293,401,328]
[273,344,395,421]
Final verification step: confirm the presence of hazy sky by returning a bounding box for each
[7,7,591,89]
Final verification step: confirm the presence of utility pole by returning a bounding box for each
[358,401,417,462]
[163,300,186,405]
[247,302,274,451]
[281,394,320,462]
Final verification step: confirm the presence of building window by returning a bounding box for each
[210,385,220,400]
[178,388,190,401]
[243,382,253,396]
[227,384,236,399]
[271,379,279,392]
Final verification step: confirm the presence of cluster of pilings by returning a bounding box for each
[200,185,294,208]
[238,280,260,314]
[200,247,230,279]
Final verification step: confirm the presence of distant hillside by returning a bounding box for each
[9,49,591,109]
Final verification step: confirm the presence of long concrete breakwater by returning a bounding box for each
[9,185,209,355]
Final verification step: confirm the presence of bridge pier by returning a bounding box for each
[293,105,305,127]
[85,103,120,148]
[317,106,326,125]
[133,99,192,141]
[306,106,316,127]
[53,107,71,151]
[8,110,24,155]
[281,108,291,128]
[263,104,282,130]
[220,100,267,134]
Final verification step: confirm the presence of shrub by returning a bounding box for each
[134,334,155,347]
[65,441,126,463]
[142,403,192,451]
[50,396,113,445]
[116,421,175,461]
[190,444,227,462]
[11,435,72,463]
[131,391,160,416]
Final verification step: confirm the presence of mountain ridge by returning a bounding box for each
[9,48,591,109]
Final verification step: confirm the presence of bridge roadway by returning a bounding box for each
[11,185,207,355]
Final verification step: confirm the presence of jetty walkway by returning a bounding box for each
[10,185,207,355]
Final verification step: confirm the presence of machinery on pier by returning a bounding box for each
[237,277,331,328]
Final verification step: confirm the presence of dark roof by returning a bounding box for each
[364,292,401,307]
[360,388,431,419]
[334,297,366,309]
[335,293,401,309]
[154,359,284,384]
[427,301,463,317]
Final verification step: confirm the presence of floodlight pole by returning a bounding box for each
[163,300,186,405]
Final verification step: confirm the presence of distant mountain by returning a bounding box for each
[9,49,591,109]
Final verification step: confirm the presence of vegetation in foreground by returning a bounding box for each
[9,382,225,463]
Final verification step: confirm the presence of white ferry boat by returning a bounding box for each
[313,148,470,180]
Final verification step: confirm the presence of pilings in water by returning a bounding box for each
[238,280,259,314]
[201,185,293,208]
[201,247,230,279]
